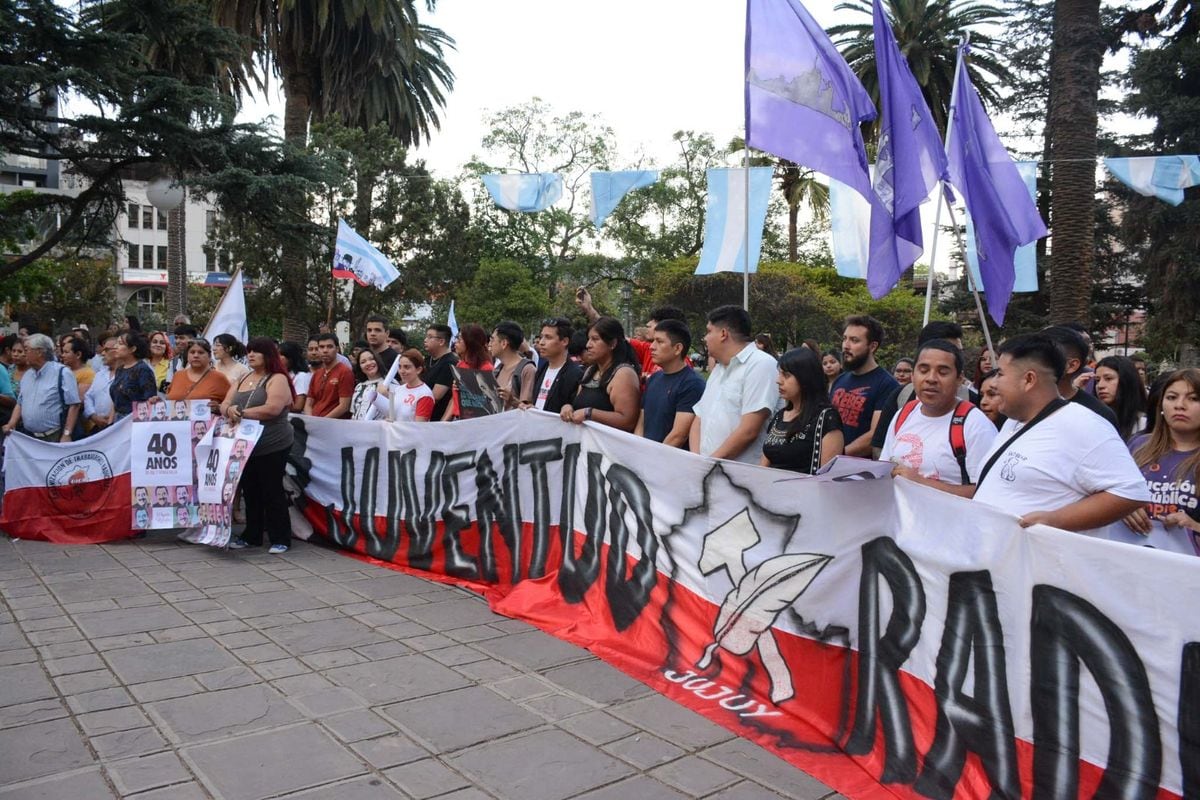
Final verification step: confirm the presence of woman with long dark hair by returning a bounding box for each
[349,350,385,420]
[212,333,250,384]
[108,331,158,421]
[221,337,295,553]
[442,324,492,420]
[1125,368,1200,554]
[821,349,842,396]
[560,317,640,432]
[278,340,309,413]
[1096,355,1147,441]
[761,347,843,473]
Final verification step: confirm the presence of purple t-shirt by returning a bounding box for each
[1128,434,1200,554]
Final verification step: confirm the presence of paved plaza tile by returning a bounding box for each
[0,535,838,799]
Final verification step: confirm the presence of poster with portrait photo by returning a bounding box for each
[184,417,263,547]
[451,366,502,418]
[130,401,195,529]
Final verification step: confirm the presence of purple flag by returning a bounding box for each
[866,0,949,298]
[946,46,1047,324]
[745,0,877,198]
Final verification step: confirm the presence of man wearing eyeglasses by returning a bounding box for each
[423,324,457,422]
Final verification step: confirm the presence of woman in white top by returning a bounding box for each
[349,350,384,420]
[375,348,434,422]
[278,341,309,413]
[212,334,251,384]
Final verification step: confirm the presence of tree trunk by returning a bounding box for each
[1046,0,1104,324]
[279,69,314,345]
[166,188,187,324]
[788,204,799,262]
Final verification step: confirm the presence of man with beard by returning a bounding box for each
[829,315,897,457]
[881,340,996,496]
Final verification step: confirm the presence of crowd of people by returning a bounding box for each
[1,295,1197,557]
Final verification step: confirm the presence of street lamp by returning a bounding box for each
[146,176,187,324]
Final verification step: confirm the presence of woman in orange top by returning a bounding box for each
[166,338,231,409]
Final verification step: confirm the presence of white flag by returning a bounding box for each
[203,270,248,344]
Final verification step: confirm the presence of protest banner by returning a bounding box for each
[286,411,1199,800]
[130,400,207,529]
[184,417,263,547]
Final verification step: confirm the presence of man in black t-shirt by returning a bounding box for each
[524,318,582,414]
[365,315,397,370]
[423,324,456,422]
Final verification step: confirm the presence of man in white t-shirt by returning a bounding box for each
[972,333,1149,537]
[881,339,996,497]
[689,305,779,464]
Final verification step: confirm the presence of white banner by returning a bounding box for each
[287,411,1199,799]
[187,417,263,547]
[130,400,204,529]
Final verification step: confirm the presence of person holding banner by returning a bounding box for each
[761,347,843,474]
[107,332,158,422]
[973,333,1149,536]
[2,334,80,442]
[1125,368,1200,552]
[221,337,295,553]
[559,317,640,433]
[166,339,230,409]
[375,349,434,422]
[349,350,385,420]
[442,324,492,421]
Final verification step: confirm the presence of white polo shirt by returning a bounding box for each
[693,343,780,463]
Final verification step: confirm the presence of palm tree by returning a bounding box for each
[830,0,1013,137]
[1045,0,1103,324]
[210,0,454,342]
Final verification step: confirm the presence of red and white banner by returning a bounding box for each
[290,411,1200,800]
[1,418,133,544]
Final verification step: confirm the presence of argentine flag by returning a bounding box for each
[482,173,563,212]
[694,168,773,275]
[333,219,400,290]
[965,161,1039,293]
[1104,156,1200,206]
[590,170,659,229]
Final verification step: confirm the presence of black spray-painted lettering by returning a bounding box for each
[1179,642,1200,798]
[603,463,659,631]
[914,570,1019,800]
[559,451,605,604]
[1030,585,1161,800]
[846,536,925,784]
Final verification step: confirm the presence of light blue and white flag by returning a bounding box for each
[965,161,1039,293]
[481,173,563,212]
[694,167,774,275]
[333,219,400,290]
[830,176,871,279]
[1104,155,1200,206]
[589,170,659,229]
[447,300,459,341]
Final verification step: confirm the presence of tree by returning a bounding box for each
[728,136,829,263]
[0,0,317,280]
[455,259,550,332]
[465,98,616,288]
[830,0,1013,137]
[0,256,116,332]
[210,0,455,342]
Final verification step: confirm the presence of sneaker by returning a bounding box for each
[267,544,289,554]
[227,537,249,550]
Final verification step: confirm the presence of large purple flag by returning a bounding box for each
[946,46,1047,324]
[745,0,877,199]
[866,0,948,298]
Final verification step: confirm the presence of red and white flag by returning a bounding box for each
[1,419,133,543]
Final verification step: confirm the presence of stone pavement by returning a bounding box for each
[0,534,845,800]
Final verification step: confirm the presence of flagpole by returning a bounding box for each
[943,199,996,359]
[923,33,970,327]
[743,141,751,311]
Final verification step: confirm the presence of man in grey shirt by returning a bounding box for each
[1,334,80,442]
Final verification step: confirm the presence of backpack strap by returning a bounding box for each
[893,398,919,434]
[949,400,974,485]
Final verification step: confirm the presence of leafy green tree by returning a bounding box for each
[0,0,318,279]
[0,256,116,332]
[830,0,1013,136]
[465,98,615,289]
[455,259,551,332]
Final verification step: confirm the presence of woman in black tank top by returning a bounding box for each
[560,317,640,432]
